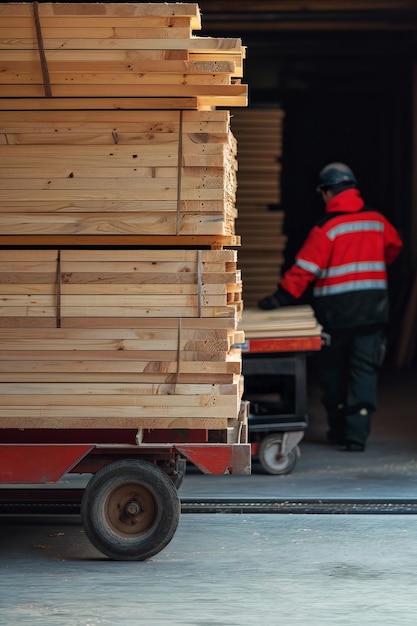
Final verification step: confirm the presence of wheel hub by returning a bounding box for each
[125,500,142,517]
[106,483,156,536]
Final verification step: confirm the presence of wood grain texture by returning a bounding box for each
[0,248,243,429]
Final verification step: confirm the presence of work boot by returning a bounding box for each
[345,407,370,450]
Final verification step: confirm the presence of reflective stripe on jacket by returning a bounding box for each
[278,188,403,330]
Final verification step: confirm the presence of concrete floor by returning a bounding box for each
[2,513,417,625]
[1,364,417,625]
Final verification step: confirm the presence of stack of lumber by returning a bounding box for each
[0,248,244,429]
[231,109,287,307]
[0,109,239,241]
[0,3,248,436]
[239,306,322,339]
[0,2,247,244]
[0,2,246,106]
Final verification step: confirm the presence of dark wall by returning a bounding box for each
[201,25,415,356]
[235,30,414,268]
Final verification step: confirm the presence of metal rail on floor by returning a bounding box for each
[1,491,417,515]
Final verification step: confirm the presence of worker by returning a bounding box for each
[258,162,403,451]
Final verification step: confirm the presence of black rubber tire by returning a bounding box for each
[258,434,298,475]
[81,459,180,561]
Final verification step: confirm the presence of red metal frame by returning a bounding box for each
[0,444,94,483]
[0,441,251,484]
[243,335,322,354]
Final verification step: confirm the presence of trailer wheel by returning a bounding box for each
[81,459,180,561]
[258,434,298,475]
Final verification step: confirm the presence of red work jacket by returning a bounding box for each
[278,188,403,330]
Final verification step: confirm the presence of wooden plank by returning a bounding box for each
[0,393,238,408]
[0,372,237,384]
[61,317,241,330]
[0,326,236,338]
[0,284,56,295]
[0,249,58,261]
[61,248,237,261]
[0,168,178,180]
[0,108,183,124]
[0,60,237,83]
[0,214,230,236]
[0,154,179,169]
[0,3,201,21]
[0,36,242,52]
[0,357,241,375]
[0,201,234,215]
[59,271,238,284]
[0,318,56,327]
[0,307,56,318]
[0,174,227,190]
[0,72,232,87]
[0,142,227,160]
[1,381,239,396]
[0,50,190,62]
[1,131,230,145]
[57,306,236,318]
[0,16,196,29]
[0,59,235,77]
[0,26,194,40]
[0,235,240,248]
[0,415,230,430]
[0,98,200,110]
[0,84,247,99]
[59,283,231,296]
[63,283,238,297]
[60,293,230,307]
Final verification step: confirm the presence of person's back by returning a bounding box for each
[258,162,402,451]
[290,190,401,331]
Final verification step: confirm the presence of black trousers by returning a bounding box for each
[318,327,387,446]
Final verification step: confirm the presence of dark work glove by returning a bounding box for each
[258,291,281,310]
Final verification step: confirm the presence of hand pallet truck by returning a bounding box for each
[242,335,322,475]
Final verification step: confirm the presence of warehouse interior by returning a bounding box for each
[198,0,417,368]
[2,3,417,586]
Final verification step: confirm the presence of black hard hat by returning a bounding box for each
[316,162,358,192]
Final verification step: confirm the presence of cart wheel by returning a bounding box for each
[258,434,298,475]
[81,459,180,561]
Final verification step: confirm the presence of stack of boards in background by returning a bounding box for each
[231,108,286,308]
[0,2,248,437]
[239,306,322,341]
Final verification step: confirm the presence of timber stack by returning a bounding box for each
[231,109,286,308]
[0,3,248,438]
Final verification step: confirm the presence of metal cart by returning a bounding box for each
[242,335,322,474]
[0,427,250,561]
